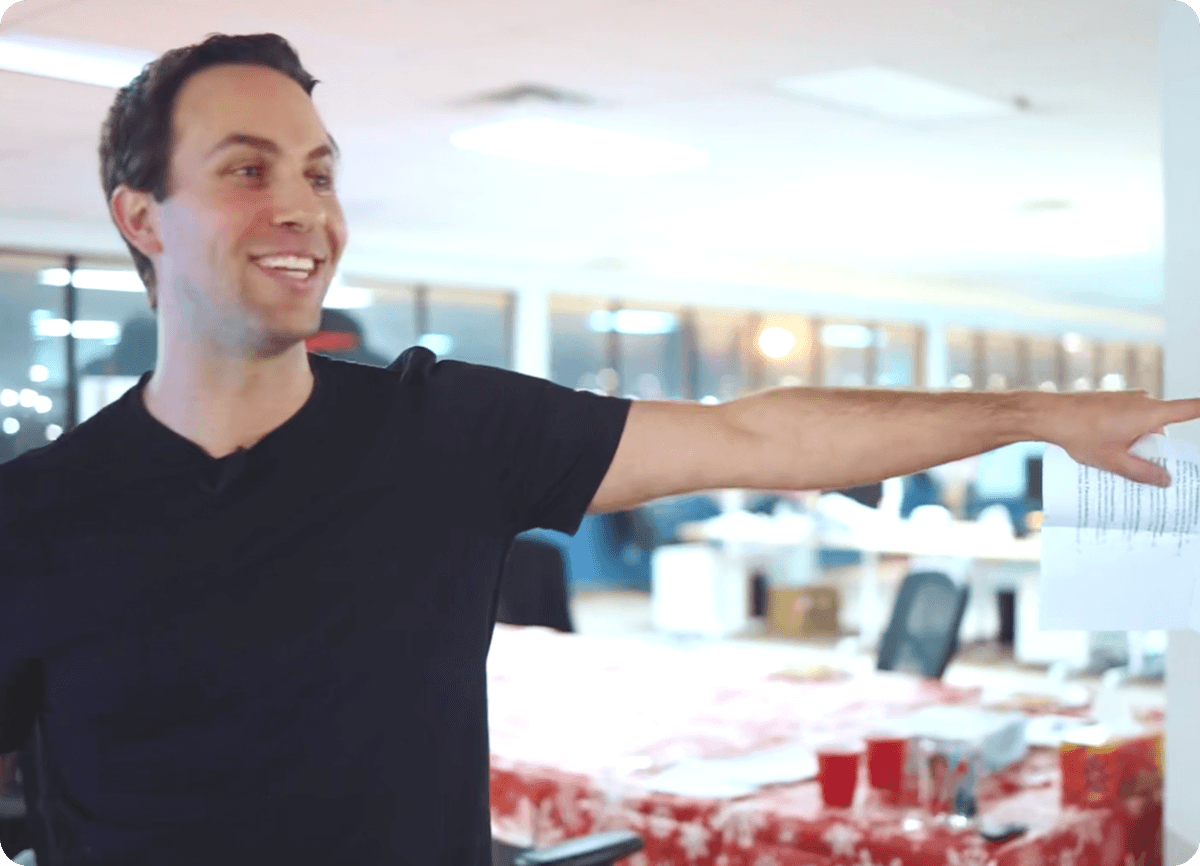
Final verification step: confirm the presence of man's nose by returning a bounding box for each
[272,177,328,231]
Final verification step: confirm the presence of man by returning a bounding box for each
[0,32,1194,866]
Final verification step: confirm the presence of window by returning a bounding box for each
[549,294,612,392]
[875,322,922,388]
[946,328,975,389]
[0,252,69,462]
[426,287,512,368]
[820,318,873,388]
[693,307,751,401]
[618,302,684,399]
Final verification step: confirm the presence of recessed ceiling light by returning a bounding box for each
[0,33,154,88]
[450,118,709,177]
[776,65,1013,122]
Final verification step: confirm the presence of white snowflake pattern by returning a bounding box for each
[492,796,537,846]
[1073,811,1106,853]
[1123,855,1147,866]
[753,855,780,866]
[627,854,649,866]
[679,821,712,861]
[712,802,770,847]
[1101,823,1124,866]
[533,797,568,847]
[715,855,731,866]
[777,825,796,844]
[1059,848,1078,866]
[554,784,583,831]
[824,822,865,858]
[647,811,675,841]
[945,837,998,866]
[577,792,624,832]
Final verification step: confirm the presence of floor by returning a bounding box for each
[569,590,1167,713]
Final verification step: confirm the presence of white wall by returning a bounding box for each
[1158,1,1200,862]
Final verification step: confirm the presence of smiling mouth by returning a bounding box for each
[251,257,326,288]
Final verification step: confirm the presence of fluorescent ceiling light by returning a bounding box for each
[40,268,144,291]
[0,33,155,88]
[822,325,882,349]
[776,66,1012,122]
[588,310,677,335]
[34,319,121,340]
[323,284,373,309]
[451,118,709,177]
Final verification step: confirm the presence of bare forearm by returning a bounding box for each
[719,386,1039,491]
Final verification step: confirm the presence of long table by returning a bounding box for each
[677,514,1045,650]
[488,624,1162,866]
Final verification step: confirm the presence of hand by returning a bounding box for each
[1034,390,1200,486]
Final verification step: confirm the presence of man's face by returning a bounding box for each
[151,62,347,352]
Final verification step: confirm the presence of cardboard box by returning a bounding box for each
[1060,725,1163,808]
[768,586,840,638]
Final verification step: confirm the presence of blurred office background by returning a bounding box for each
[0,0,1188,862]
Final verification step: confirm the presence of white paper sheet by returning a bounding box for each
[637,743,819,798]
[1040,434,1200,632]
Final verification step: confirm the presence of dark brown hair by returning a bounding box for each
[98,33,329,311]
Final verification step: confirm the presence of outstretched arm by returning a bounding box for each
[587,387,1200,514]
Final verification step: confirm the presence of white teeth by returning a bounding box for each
[257,255,316,272]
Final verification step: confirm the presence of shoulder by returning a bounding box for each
[380,346,579,409]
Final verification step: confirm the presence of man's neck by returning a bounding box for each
[142,343,315,460]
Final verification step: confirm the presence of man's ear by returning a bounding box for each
[109,185,165,258]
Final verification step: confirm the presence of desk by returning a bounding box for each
[488,625,1161,866]
[677,516,1040,647]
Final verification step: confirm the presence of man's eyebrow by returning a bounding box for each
[206,133,340,162]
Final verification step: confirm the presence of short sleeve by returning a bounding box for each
[391,348,632,535]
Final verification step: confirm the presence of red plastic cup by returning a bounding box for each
[817,747,861,808]
[866,736,907,799]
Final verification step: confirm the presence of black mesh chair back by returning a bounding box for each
[497,537,574,633]
[876,571,969,680]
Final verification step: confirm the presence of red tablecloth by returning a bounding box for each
[488,625,1162,866]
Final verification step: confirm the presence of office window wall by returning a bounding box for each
[619,302,685,399]
[0,251,516,464]
[942,327,1162,397]
[0,253,68,463]
[820,318,873,388]
[694,307,751,401]
[875,323,922,388]
[549,294,612,392]
[946,328,976,389]
[753,312,817,392]
[1027,336,1060,391]
[426,287,511,369]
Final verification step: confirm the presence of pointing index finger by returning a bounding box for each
[1160,397,1200,426]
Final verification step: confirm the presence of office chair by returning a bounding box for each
[493,831,644,866]
[498,536,575,633]
[0,781,28,858]
[876,571,970,680]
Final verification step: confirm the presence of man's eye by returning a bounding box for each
[234,165,264,179]
[312,174,334,189]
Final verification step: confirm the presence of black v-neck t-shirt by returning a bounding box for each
[0,348,631,866]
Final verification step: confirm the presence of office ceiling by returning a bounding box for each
[0,0,1169,321]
